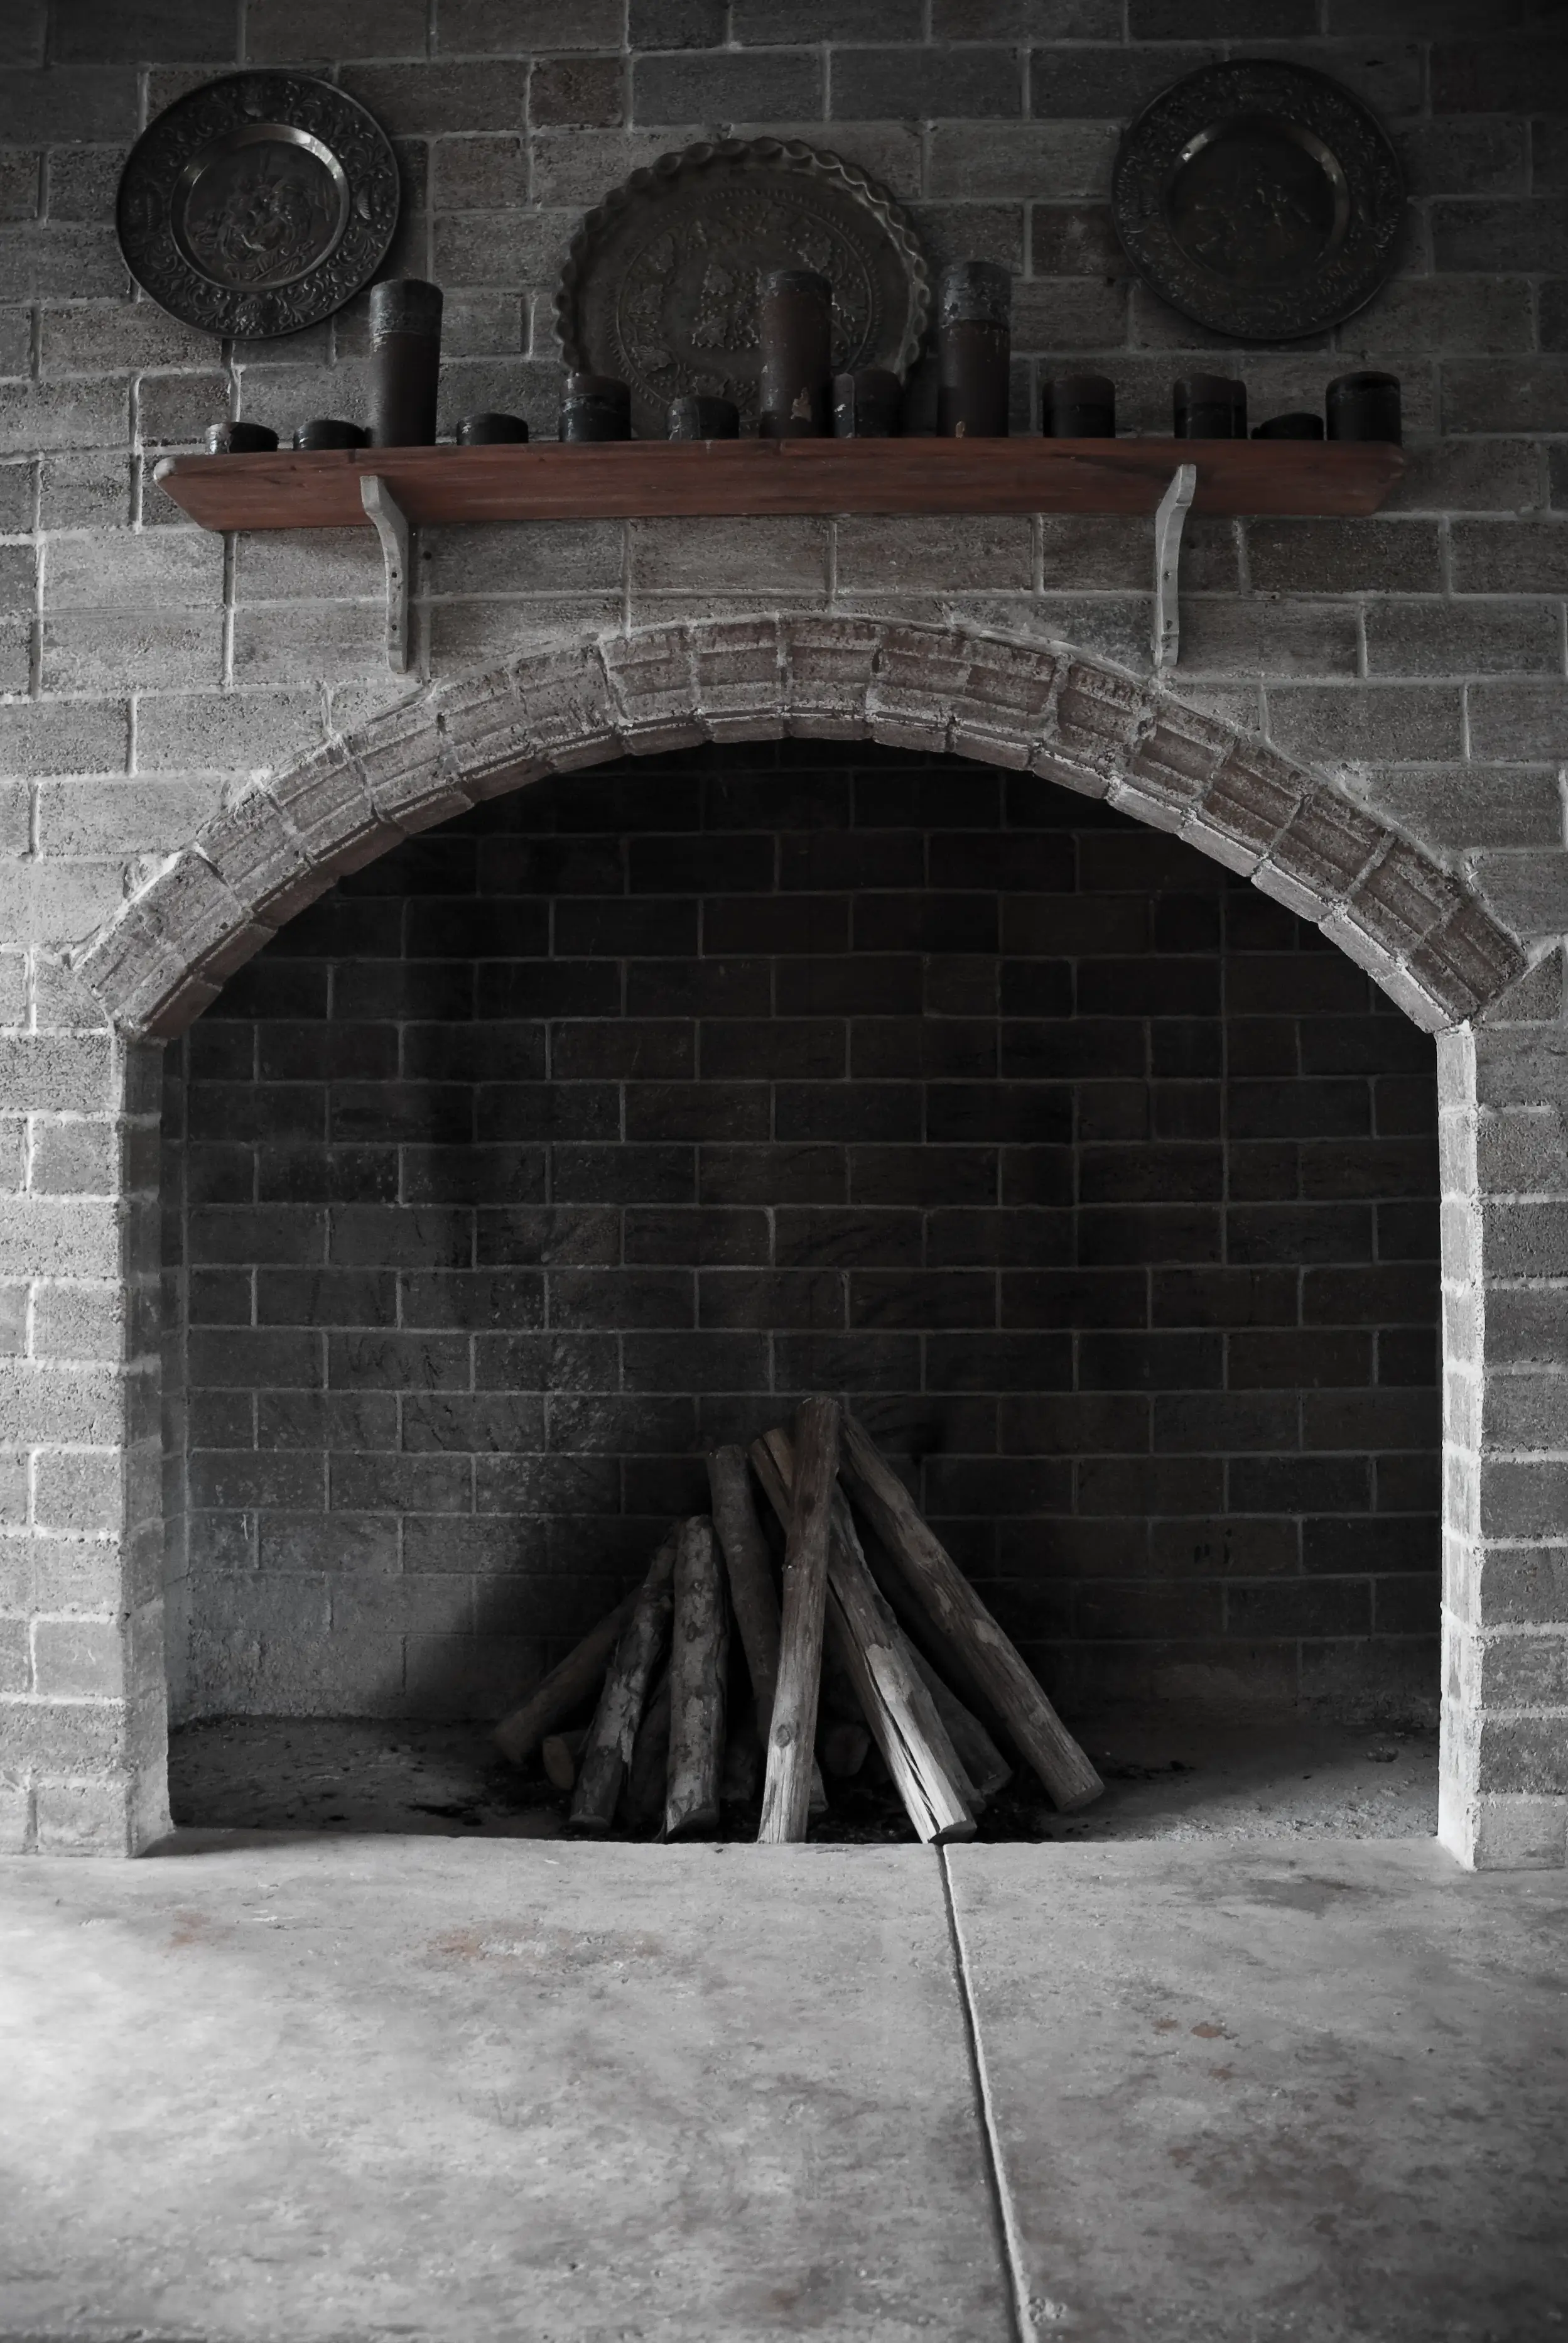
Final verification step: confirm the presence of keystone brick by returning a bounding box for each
[601,628,708,755]
[693,617,785,744]
[867,626,971,753]
[781,616,878,739]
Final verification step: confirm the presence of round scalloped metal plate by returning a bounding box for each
[117,72,400,340]
[1111,60,1405,344]
[554,138,931,439]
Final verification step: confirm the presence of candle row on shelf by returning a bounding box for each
[200,269,1403,456]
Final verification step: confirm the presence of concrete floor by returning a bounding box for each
[166,1707,1441,1843]
[2,1835,1564,2342]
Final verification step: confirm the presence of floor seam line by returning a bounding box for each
[938,1843,1032,2343]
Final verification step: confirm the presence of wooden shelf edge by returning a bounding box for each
[154,436,1404,532]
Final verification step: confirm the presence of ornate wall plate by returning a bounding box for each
[117,73,400,340]
[1111,60,1405,342]
[554,139,931,439]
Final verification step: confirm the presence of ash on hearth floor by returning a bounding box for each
[165,1710,1437,1846]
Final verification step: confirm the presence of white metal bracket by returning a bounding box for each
[1152,462,1198,673]
[360,473,411,675]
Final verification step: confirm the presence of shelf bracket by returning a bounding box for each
[1152,462,1198,673]
[360,474,411,674]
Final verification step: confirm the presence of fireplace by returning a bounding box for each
[0,612,1541,1865]
[159,729,1443,1741]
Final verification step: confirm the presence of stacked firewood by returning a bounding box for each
[493,1401,1103,1842]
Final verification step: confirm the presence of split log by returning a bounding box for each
[838,1411,1103,1813]
[857,1523,1012,1805]
[666,1514,729,1839]
[570,1530,677,1834]
[906,1643,1012,1808]
[541,1729,587,1792]
[622,1668,671,1832]
[759,1425,974,1843]
[492,1592,635,1769]
[742,1440,831,1818]
[708,1444,780,1736]
[756,1397,840,1844]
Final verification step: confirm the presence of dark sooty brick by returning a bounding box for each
[173,744,1438,1719]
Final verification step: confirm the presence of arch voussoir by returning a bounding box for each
[71,614,1527,1042]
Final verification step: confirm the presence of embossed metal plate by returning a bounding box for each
[555,139,931,440]
[117,72,399,340]
[1112,60,1404,342]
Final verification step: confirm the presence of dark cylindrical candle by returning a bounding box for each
[668,394,740,440]
[1252,411,1324,441]
[759,269,831,438]
[559,372,631,442]
[205,420,278,454]
[1042,372,1115,438]
[937,261,1011,438]
[367,278,443,448]
[831,367,902,438]
[1174,374,1246,439]
[293,418,367,450]
[1326,371,1401,445]
[456,411,529,445]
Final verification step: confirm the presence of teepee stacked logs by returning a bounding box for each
[492,1406,1103,1840]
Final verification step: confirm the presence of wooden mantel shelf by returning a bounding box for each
[154,435,1403,533]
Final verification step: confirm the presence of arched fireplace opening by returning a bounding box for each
[46,616,1548,1865]
[157,732,1443,1835]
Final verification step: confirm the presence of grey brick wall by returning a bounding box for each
[0,0,1562,1858]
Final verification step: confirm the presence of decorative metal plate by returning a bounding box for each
[117,72,400,340]
[555,139,931,439]
[1111,60,1405,342]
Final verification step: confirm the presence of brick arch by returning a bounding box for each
[75,614,1523,1038]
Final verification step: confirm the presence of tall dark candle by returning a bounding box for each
[367,278,443,448]
[759,269,831,438]
[937,261,1011,439]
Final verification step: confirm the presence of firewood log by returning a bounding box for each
[707,1444,780,1737]
[905,1644,1012,1807]
[666,1514,729,1839]
[759,1425,975,1843]
[756,1396,840,1844]
[492,1592,635,1768]
[622,1668,671,1831]
[570,1530,677,1834]
[541,1729,587,1791]
[855,1523,1013,1805]
[838,1411,1103,1812]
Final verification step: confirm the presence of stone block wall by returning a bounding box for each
[0,0,1562,1856]
[163,739,1441,1725]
